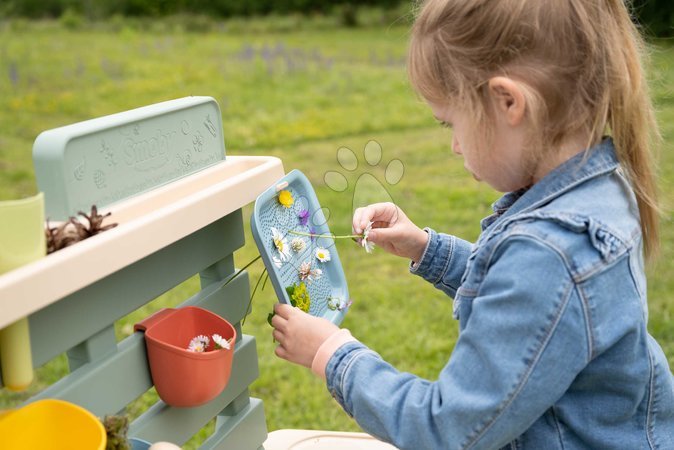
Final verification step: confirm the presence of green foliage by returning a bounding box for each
[3,0,405,21]
[286,282,310,312]
[102,415,131,450]
[59,7,84,29]
[633,0,674,37]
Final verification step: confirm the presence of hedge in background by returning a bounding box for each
[2,0,673,36]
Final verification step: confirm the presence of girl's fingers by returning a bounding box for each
[274,344,287,359]
[274,302,294,319]
[271,308,289,332]
[372,220,392,229]
[354,203,397,233]
[352,207,367,234]
[272,329,284,343]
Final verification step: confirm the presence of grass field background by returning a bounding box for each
[0,17,673,448]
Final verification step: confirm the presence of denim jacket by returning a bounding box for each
[324,139,674,449]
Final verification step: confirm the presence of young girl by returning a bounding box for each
[270,0,674,448]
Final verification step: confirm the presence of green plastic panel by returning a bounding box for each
[33,96,226,220]
[32,334,258,422]
[7,212,243,381]
[200,398,267,450]
[128,336,260,445]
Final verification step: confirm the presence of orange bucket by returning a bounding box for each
[134,306,236,407]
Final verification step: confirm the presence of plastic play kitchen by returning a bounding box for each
[0,97,395,449]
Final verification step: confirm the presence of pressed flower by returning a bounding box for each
[327,297,352,311]
[278,190,294,208]
[298,261,322,282]
[271,227,291,261]
[291,237,307,253]
[315,247,331,262]
[272,255,283,268]
[361,221,375,253]
[286,282,311,312]
[212,333,231,350]
[298,209,310,226]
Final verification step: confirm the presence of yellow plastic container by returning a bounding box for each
[0,193,46,391]
[0,399,106,449]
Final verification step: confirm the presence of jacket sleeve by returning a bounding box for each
[326,235,590,450]
[409,228,473,298]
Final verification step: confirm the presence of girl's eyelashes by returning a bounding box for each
[436,120,453,129]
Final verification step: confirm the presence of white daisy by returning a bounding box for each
[362,221,375,253]
[187,341,205,352]
[291,237,307,253]
[212,333,231,350]
[271,227,291,261]
[187,335,209,352]
[315,247,331,262]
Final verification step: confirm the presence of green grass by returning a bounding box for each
[1,18,674,448]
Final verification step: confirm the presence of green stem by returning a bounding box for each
[223,254,262,287]
[288,230,362,239]
[242,266,267,326]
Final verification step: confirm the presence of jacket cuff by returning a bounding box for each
[311,329,357,380]
[409,228,453,284]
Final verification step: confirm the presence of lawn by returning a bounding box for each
[0,17,673,447]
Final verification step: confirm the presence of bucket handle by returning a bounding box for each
[134,308,176,333]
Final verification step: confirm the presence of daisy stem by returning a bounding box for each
[288,230,363,239]
[224,254,262,286]
[242,266,267,327]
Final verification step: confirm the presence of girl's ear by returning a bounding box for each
[488,76,526,126]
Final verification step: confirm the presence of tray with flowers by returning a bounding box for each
[251,170,372,325]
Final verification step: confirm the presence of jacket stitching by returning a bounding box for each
[571,252,631,284]
[464,266,576,448]
[550,405,566,449]
[489,165,618,236]
[433,233,454,286]
[482,232,572,278]
[646,345,657,449]
[483,214,633,285]
[573,284,595,362]
[338,348,377,414]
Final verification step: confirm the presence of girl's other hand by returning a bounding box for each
[353,202,428,263]
[271,303,339,368]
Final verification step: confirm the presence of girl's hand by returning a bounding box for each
[271,303,339,368]
[353,202,428,262]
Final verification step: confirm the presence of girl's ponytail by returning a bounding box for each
[602,0,660,260]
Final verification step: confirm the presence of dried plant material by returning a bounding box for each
[102,415,131,450]
[76,205,117,237]
[46,205,117,254]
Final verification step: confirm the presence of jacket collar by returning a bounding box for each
[481,138,620,231]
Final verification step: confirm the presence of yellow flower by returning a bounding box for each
[286,282,311,313]
[278,190,294,208]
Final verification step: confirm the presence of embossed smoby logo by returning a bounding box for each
[123,129,174,171]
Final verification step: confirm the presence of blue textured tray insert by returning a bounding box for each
[251,170,349,325]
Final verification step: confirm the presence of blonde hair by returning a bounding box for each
[409,0,660,260]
